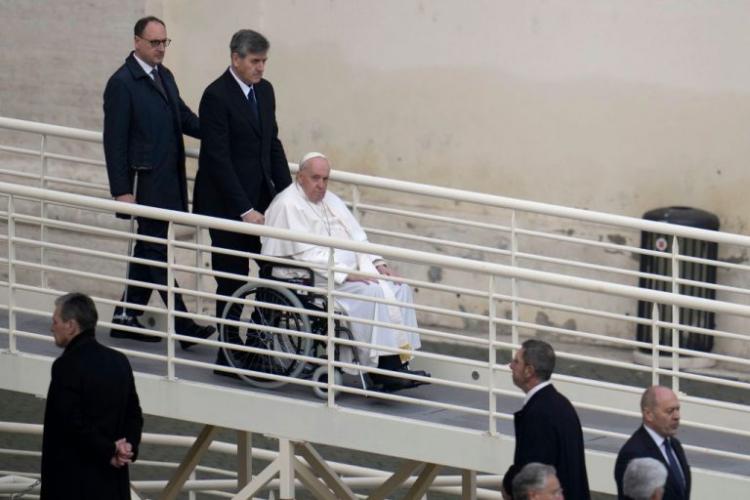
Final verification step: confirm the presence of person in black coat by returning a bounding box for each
[41,293,143,500]
[502,339,591,500]
[614,386,691,500]
[103,16,214,348]
[193,29,292,349]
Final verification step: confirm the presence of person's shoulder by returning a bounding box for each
[204,70,231,93]
[267,183,297,210]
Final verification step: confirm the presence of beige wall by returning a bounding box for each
[1,1,749,359]
[165,0,750,231]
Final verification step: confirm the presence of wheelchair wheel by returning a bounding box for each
[311,365,343,400]
[220,282,313,389]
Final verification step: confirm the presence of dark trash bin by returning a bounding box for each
[636,206,719,353]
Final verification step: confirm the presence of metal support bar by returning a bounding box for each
[166,221,176,380]
[293,458,338,500]
[237,431,253,489]
[651,303,660,385]
[461,469,477,500]
[326,249,336,407]
[295,441,357,500]
[511,210,519,349]
[403,463,441,499]
[366,459,422,500]
[670,236,680,392]
[278,439,295,499]
[158,424,218,500]
[488,274,497,436]
[7,195,17,353]
[231,457,280,500]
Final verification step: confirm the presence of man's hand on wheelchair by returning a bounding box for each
[242,210,265,225]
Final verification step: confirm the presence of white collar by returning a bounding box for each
[523,380,551,406]
[229,66,253,97]
[133,53,156,76]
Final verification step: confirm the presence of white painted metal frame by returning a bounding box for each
[1,117,750,496]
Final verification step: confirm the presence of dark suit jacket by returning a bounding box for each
[103,52,200,212]
[41,331,143,500]
[503,384,591,500]
[614,425,691,500]
[193,69,292,220]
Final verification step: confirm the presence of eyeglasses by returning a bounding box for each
[138,36,171,48]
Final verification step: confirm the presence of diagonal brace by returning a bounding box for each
[159,424,218,500]
[295,441,357,500]
[366,459,422,500]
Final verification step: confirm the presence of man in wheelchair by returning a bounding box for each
[260,152,428,391]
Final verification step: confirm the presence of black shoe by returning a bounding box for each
[110,316,161,343]
[213,350,241,379]
[179,324,216,350]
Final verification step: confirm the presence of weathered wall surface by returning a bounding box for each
[1,1,749,363]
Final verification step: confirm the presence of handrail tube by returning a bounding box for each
[0,181,747,319]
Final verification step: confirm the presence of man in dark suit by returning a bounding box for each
[502,339,590,500]
[193,29,292,360]
[614,386,691,500]
[104,16,214,349]
[41,293,143,499]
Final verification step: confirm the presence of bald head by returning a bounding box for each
[640,386,681,438]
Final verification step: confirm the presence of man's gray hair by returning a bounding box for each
[512,462,557,500]
[623,457,668,500]
[521,339,556,381]
[55,292,98,333]
[230,29,270,57]
[299,152,328,171]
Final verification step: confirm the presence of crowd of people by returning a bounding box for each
[38,15,694,500]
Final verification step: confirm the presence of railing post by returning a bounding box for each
[351,185,362,223]
[326,248,336,406]
[167,221,176,380]
[278,438,295,500]
[237,430,253,489]
[194,226,204,317]
[487,275,497,436]
[510,210,519,350]
[40,134,48,288]
[7,195,17,354]
[670,236,680,392]
[651,303,660,386]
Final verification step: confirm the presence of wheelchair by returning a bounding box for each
[218,263,369,399]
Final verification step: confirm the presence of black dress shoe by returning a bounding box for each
[110,316,161,343]
[213,351,241,379]
[179,324,216,350]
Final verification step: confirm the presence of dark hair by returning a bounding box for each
[521,339,555,381]
[230,29,270,57]
[134,16,166,37]
[512,463,557,500]
[55,292,98,333]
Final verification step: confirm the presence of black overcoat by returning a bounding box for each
[503,384,591,500]
[41,331,143,500]
[193,69,292,221]
[614,425,691,500]
[103,52,200,212]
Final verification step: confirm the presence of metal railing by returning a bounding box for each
[1,117,750,494]
[0,421,503,498]
[0,181,748,460]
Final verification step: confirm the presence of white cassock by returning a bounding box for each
[261,183,421,369]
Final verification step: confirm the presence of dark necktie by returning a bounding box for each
[247,86,259,122]
[664,438,686,491]
[151,68,166,98]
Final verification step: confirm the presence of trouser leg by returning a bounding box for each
[114,217,193,331]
